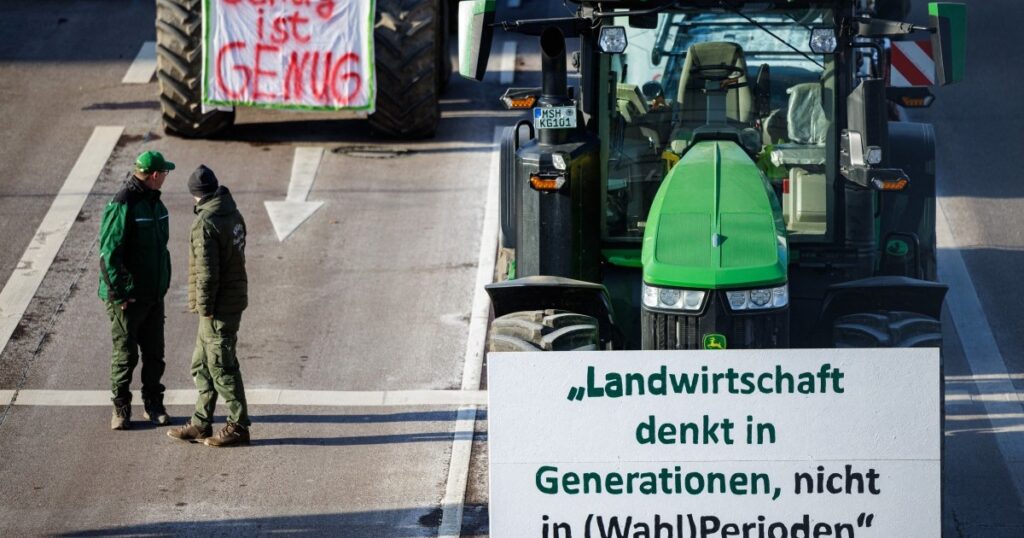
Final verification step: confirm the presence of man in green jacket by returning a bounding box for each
[168,165,251,447]
[98,150,174,430]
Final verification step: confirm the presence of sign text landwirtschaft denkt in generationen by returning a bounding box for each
[566,363,845,401]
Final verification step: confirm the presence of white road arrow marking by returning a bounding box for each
[265,147,325,241]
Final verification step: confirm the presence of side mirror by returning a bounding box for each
[754,63,771,118]
[842,79,909,191]
[928,2,966,85]
[458,0,496,81]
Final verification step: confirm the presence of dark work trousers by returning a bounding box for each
[190,313,250,427]
[106,300,166,402]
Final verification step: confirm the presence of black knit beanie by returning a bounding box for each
[188,165,219,197]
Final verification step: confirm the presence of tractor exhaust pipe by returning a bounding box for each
[538,27,570,145]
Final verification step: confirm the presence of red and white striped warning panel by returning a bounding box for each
[891,40,936,87]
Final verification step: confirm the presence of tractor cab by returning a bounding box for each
[458,0,966,351]
[606,10,835,246]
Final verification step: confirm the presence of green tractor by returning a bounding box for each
[459,0,966,351]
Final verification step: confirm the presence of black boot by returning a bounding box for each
[143,394,171,426]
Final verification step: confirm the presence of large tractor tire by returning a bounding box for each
[832,311,941,348]
[437,0,453,93]
[370,0,442,138]
[155,0,234,138]
[489,310,600,352]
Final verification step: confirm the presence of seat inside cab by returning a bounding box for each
[677,41,752,125]
[669,42,762,155]
[772,81,830,236]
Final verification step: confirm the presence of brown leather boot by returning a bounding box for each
[203,422,250,447]
[167,422,212,441]
[110,398,131,430]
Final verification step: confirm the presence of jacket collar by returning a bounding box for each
[127,174,161,200]
[194,186,230,214]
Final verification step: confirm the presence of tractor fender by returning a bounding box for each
[882,121,937,279]
[486,276,619,347]
[816,275,947,346]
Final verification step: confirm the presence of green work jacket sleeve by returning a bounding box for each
[98,202,132,302]
[192,220,220,316]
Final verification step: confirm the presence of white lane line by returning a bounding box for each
[0,126,123,356]
[499,41,517,85]
[8,389,487,407]
[122,41,157,84]
[937,197,1024,500]
[438,127,501,538]
[460,129,500,392]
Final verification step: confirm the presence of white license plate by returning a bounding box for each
[533,106,577,129]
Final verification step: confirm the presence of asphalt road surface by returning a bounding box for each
[1,0,1022,537]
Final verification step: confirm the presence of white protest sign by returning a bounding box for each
[202,0,375,111]
[488,348,940,538]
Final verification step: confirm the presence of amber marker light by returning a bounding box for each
[503,95,537,109]
[529,174,565,192]
[900,95,934,108]
[871,177,909,191]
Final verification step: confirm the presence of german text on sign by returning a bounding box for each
[203,0,375,111]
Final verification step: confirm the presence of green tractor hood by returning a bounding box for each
[641,141,787,289]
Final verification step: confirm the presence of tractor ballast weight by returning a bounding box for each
[462,0,966,351]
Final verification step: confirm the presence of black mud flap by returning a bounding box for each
[816,276,948,346]
[486,276,620,348]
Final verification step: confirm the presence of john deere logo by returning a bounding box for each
[886,239,909,256]
[703,333,727,350]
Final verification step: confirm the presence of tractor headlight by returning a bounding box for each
[749,289,772,307]
[726,284,788,311]
[643,284,706,311]
[598,26,628,54]
[809,27,837,54]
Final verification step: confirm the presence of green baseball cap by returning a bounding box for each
[135,151,175,173]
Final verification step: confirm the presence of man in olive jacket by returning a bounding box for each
[98,150,174,430]
[168,165,251,447]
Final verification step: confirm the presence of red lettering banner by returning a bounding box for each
[203,0,375,111]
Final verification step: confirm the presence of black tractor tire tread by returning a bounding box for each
[436,0,452,92]
[490,318,545,341]
[155,0,234,138]
[489,334,543,352]
[833,311,940,348]
[499,311,546,323]
[542,325,600,351]
[544,313,599,330]
[488,310,599,352]
[369,0,440,138]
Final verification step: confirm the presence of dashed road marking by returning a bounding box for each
[5,389,487,407]
[937,196,1024,502]
[438,127,501,538]
[122,41,157,84]
[0,126,123,356]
